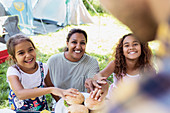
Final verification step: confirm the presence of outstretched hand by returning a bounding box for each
[90,81,109,101]
[52,88,79,100]
[85,76,107,92]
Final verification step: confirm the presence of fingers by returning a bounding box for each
[61,88,79,99]
[88,81,95,91]
[92,80,102,89]
[94,89,103,101]
[90,88,97,98]
[98,93,105,102]
[67,88,79,95]
[96,80,107,85]
[85,78,94,91]
[100,77,107,81]
[90,86,107,101]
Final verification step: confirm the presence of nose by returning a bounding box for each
[129,45,134,50]
[76,43,81,49]
[25,52,31,58]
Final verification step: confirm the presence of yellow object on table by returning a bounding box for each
[40,109,51,113]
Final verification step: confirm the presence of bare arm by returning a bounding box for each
[44,70,60,102]
[85,60,115,101]
[8,74,78,100]
[85,60,115,91]
[98,60,115,78]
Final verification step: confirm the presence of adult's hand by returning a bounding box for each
[85,76,107,92]
[90,81,109,101]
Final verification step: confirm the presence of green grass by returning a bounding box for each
[0,61,9,109]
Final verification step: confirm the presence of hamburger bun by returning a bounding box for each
[67,104,89,113]
[66,92,85,105]
[84,97,104,110]
[90,110,103,113]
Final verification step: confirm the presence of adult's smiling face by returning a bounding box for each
[65,33,86,62]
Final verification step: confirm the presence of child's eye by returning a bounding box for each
[124,44,129,47]
[72,41,77,44]
[18,52,24,55]
[29,48,34,52]
[133,43,139,46]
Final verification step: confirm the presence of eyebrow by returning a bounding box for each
[16,47,33,53]
[71,39,86,42]
[16,50,24,54]
[123,41,139,45]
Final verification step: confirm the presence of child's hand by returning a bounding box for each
[85,76,107,92]
[90,82,109,101]
[62,88,79,100]
[52,88,78,100]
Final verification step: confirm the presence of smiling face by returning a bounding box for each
[65,33,86,62]
[123,35,141,60]
[14,41,37,72]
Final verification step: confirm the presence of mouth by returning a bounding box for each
[74,50,81,54]
[128,51,137,55]
[24,58,34,63]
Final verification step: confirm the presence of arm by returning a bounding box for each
[98,60,115,78]
[44,70,60,102]
[8,75,78,100]
[85,60,115,91]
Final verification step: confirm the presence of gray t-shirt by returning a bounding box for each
[47,52,99,92]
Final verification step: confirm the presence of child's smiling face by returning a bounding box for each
[14,40,37,72]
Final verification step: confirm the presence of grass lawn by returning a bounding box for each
[30,14,131,56]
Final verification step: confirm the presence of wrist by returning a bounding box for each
[50,87,56,94]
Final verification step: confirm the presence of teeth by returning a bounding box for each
[75,50,81,53]
[26,59,33,63]
[129,52,135,54]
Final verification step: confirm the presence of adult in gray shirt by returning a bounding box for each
[45,28,99,104]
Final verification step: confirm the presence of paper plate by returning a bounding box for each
[55,92,90,113]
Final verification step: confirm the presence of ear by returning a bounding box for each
[66,41,68,46]
[9,55,16,62]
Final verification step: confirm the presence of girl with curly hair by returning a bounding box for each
[85,33,156,101]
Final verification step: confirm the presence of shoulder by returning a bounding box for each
[108,60,116,67]
[49,53,63,59]
[84,54,98,62]
[47,53,63,63]
[7,65,20,77]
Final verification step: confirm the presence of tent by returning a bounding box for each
[0,0,93,34]
[33,0,93,25]
[0,0,34,35]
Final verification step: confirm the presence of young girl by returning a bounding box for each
[85,33,156,100]
[6,34,78,111]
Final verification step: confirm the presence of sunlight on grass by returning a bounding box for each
[30,15,131,56]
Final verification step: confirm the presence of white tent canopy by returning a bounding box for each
[33,0,93,26]
[0,0,94,34]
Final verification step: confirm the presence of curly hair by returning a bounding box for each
[113,33,155,80]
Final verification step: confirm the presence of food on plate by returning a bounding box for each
[90,109,103,113]
[84,97,105,110]
[64,92,85,106]
[67,104,89,113]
